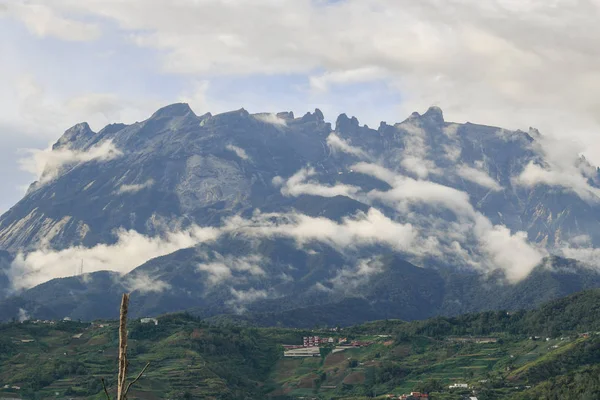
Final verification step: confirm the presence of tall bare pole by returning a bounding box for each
[117,293,130,400]
[101,293,149,400]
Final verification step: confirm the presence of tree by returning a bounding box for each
[102,294,150,400]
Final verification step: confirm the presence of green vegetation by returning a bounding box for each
[2,289,600,399]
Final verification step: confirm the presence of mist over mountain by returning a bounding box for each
[1,103,600,323]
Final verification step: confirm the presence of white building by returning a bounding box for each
[284,347,320,357]
[449,383,468,389]
[140,318,158,325]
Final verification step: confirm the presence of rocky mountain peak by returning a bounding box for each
[52,122,95,150]
[276,111,295,120]
[423,106,444,124]
[301,108,325,122]
[149,103,196,119]
[335,113,360,131]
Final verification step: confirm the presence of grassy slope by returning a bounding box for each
[2,289,600,399]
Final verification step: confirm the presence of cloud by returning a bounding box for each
[326,132,370,159]
[9,225,220,290]
[18,140,123,185]
[224,207,417,253]
[197,253,265,284]
[124,272,171,294]
[353,162,545,281]
[275,167,362,198]
[313,282,333,292]
[310,66,389,92]
[18,307,30,322]
[354,162,475,217]
[178,80,211,115]
[227,288,269,313]
[513,134,600,202]
[456,164,502,191]
[515,162,600,202]
[225,144,250,160]
[252,113,288,127]
[64,93,123,117]
[330,257,385,292]
[117,179,155,194]
[396,120,441,179]
[5,3,101,41]
[474,216,545,282]
[6,0,600,168]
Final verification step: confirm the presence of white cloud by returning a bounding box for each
[117,179,155,194]
[5,0,600,165]
[396,120,441,179]
[457,164,502,191]
[29,0,600,158]
[19,140,123,185]
[225,144,250,160]
[229,287,268,303]
[326,132,370,159]
[227,288,269,313]
[474,216,545,282]
[18,307,30,322]
[5,2,100,41]
[178,80,211,116]
[313,282,333,292]
[252,113,288,127]
[354,162,475,217]
[330,257,385,292]
[197,253,265,284]
[276,167,362,199]
[353,162,545,281]
[310,66,388,92]
[9,225,220,290]
[513,133,600,202]
[64,93,123,117]
[515,162,600,202]
[224,207,417,253]
[2,75,160,141]
[124,272,171,294]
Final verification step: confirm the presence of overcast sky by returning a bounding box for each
[2,0,600,213]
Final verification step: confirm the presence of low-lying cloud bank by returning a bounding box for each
[327,132,370,159]
[10,155,578,292]
[9,226,219,290]
[273,162,546,282]
[513,134,600,202]
[19,140,122,185]
[117,179,155,194]
[252,113,287,127]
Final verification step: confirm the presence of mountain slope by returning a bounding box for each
[2,104,600,254]
[2,104,600,326]
[3,239,600,325]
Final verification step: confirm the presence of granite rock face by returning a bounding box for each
[2,103,600,323]
[2,103,599,252]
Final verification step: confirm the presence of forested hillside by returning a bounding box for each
[1,289,600,399]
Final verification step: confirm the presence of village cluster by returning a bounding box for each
[282,336,374,357]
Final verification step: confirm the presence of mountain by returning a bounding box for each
[1,103,600,324]
[3,103,600,253]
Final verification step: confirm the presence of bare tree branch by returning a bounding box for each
[123,362,151,399]
[117,293,130,400]
[101,378,111,400]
